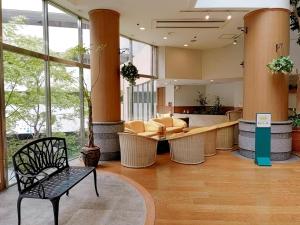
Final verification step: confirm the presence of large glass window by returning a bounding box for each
[0,0,157,188]
[132,41,152,75]
[4,51,45,181]
[82,20,90,64]
[50,63,81,159]
[48,4,79,60]
[2,0,44,53]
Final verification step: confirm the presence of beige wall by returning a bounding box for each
[165,47,202,79]
[201,41,244,80]
[174,85,205,106]
[205,81,243,107]
[173,81,243,107]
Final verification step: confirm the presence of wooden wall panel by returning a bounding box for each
[243,9,290,121]
[89,9,121,122]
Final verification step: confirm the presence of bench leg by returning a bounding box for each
[93,169,99,197]
[50,197,60,225]
[17,196,23,225]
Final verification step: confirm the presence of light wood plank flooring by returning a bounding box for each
[94,151,300,225]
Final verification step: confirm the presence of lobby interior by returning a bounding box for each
[1,0,300,225]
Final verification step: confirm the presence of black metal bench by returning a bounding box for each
[12,137,99,225]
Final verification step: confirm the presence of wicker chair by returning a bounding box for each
[118,132,158,168]
[216,121,239,150]
[168,132,205,164]
[186,126,218,157]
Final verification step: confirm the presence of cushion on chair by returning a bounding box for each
[144,121,164,132]
[153,117,173,128]
[125,120,145,133]
[166,127,183,133]
[137,131,158,137]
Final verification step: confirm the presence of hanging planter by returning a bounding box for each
[121,62,139,86]
[266,56,294,74]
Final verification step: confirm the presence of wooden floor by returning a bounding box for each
[96,151,300,225]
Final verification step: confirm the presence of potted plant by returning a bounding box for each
[121,62,139,86]
[80,81,101,167]
[209,96,223,115]
[289,110,300,152]
[66,44,106,167]
[266,56,294,74]
[196,92,207,114]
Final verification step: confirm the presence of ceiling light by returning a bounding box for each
[233,39,237,45]
[184,44,188,47]
[210,80,214,82]
[139,27,145,31]
[205,14,210,20]
[174,80,178,82]
[163,36,168,40]
[227,15,232,20]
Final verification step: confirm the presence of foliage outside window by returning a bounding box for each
[291,0,300,45]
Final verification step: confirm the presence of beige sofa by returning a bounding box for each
[152,117,187,134]
[124,120,164,137]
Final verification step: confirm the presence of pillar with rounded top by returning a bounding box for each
[239,8,292,160]
[89,9,124,161]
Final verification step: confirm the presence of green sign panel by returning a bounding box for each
[255,113,272,166]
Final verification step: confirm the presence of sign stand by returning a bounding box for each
[255,113,272,166]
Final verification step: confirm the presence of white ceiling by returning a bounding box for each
[54,0,249,49]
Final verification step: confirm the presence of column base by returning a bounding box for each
[238,120,292,161]
[93,121,124,161]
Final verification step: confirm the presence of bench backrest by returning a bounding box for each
[12,137,69,194]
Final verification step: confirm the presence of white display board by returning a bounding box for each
[256,113,271,128]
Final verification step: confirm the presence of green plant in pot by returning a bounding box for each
[267,56,294,74]
[289,110,300,152]
[196,92,207,114]
[209,96,223,115]
[121,62,139,86]
[66,44,106,167]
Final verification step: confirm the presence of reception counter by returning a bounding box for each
[239,120,292,161]
[173,113,227,127]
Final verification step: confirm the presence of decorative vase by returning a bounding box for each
[81,146,101,167]
[292,128,300,152]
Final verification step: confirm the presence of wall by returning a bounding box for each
[165,47,202,79]
[201,41,244,80]
[173,81,243,107]
[174,85,205,106]
[205,81,243,107]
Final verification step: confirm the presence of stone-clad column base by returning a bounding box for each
[93,121,124,161]
[238,120,292,161]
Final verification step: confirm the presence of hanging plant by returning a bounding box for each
[266,56,294,74]
[121,62,139,86]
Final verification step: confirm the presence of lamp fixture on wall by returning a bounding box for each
[238,26,248,34]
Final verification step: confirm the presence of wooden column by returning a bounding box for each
[89,9,120,123]
[243,9,290,121]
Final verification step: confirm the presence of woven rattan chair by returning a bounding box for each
[216,121,239,150]
[168,132,205,164]
[118,132,158,168]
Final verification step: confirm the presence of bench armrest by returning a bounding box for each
[15,170,50,199]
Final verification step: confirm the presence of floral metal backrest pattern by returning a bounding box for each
[12,137,69,194]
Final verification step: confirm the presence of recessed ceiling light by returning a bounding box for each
[227,15,232,20]
[205,14,210,20]
[233,39,237,45]
[139,27,145,31]
[184,44,188,47]
[210,80,214,82]
[163,36,168,40]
